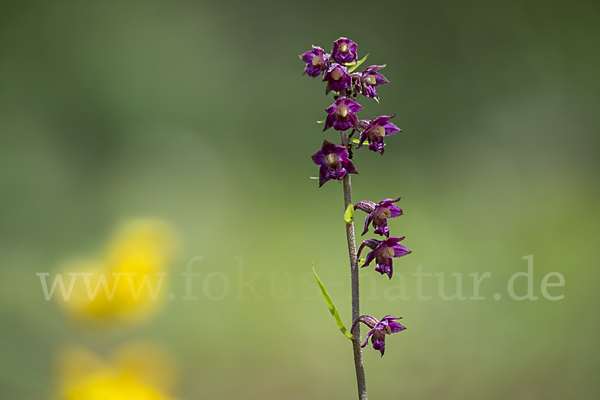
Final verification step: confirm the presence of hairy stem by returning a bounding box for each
[340,130,367,400]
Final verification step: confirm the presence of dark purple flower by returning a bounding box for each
[355,197,403,237]
[331,37,358,64]
[357,237,411,279]
[324,97,362,132]
[323,63,351,95]
[351,315,406,357]
[299,46,329,78]
[311,140,359,187]
[358,65,389,100]
[356,115,401,154]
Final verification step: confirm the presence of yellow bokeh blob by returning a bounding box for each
[59,343,177,400]
[59,219,179,324]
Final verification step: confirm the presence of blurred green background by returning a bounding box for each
[1,0,599,399]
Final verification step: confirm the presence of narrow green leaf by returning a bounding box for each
[345,54,369,73]
[312,264,354,340]
[316,120,325,124]
[344,203,354,224]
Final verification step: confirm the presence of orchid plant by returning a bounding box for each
[301,37,412,400]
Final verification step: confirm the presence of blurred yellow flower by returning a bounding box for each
[58,342,178,400]
[59,219,179,324]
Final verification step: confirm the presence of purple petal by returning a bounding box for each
[359,239,380,253]
[379,197,401,205]
[318,165,329,187]
[387,205,403,218]
[372,115,393,125]
[311,150,327,166]
[341,159,358,175]
[354,200,376,213]
[383,122,401,136]
[362,85,378,99]
[300,52,313,63]
[374,258,393,279]
[362,250,377,268]
[362,213,373,236]
[328,165,347,180]
[388,321,406,333]
[381,236,404,248]
[371,72,389,87]
[331,145,349,159]
[380,315,401,322]
[392,243,411,258]
[371,331,386,356]
[303,65,322,78]
[356,315,379,330]
[373,221,390,237]
[356,131,368,149]
[323,113,335,131]
[346,100,362,113]
[361,328,374,348]
[348,114,361,130]
[368,136,385,154]
[363,65,386,74]
[321,140,337,154]
[333,119,354,132]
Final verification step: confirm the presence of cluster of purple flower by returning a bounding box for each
[300,38,388,101]
[355,197,411,279]
[301,37,410,357]
[301,38,402,188]
[352,196,411,356]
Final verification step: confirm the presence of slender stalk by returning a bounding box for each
[340,130,367,400]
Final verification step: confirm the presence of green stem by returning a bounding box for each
[340,130,367,400]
